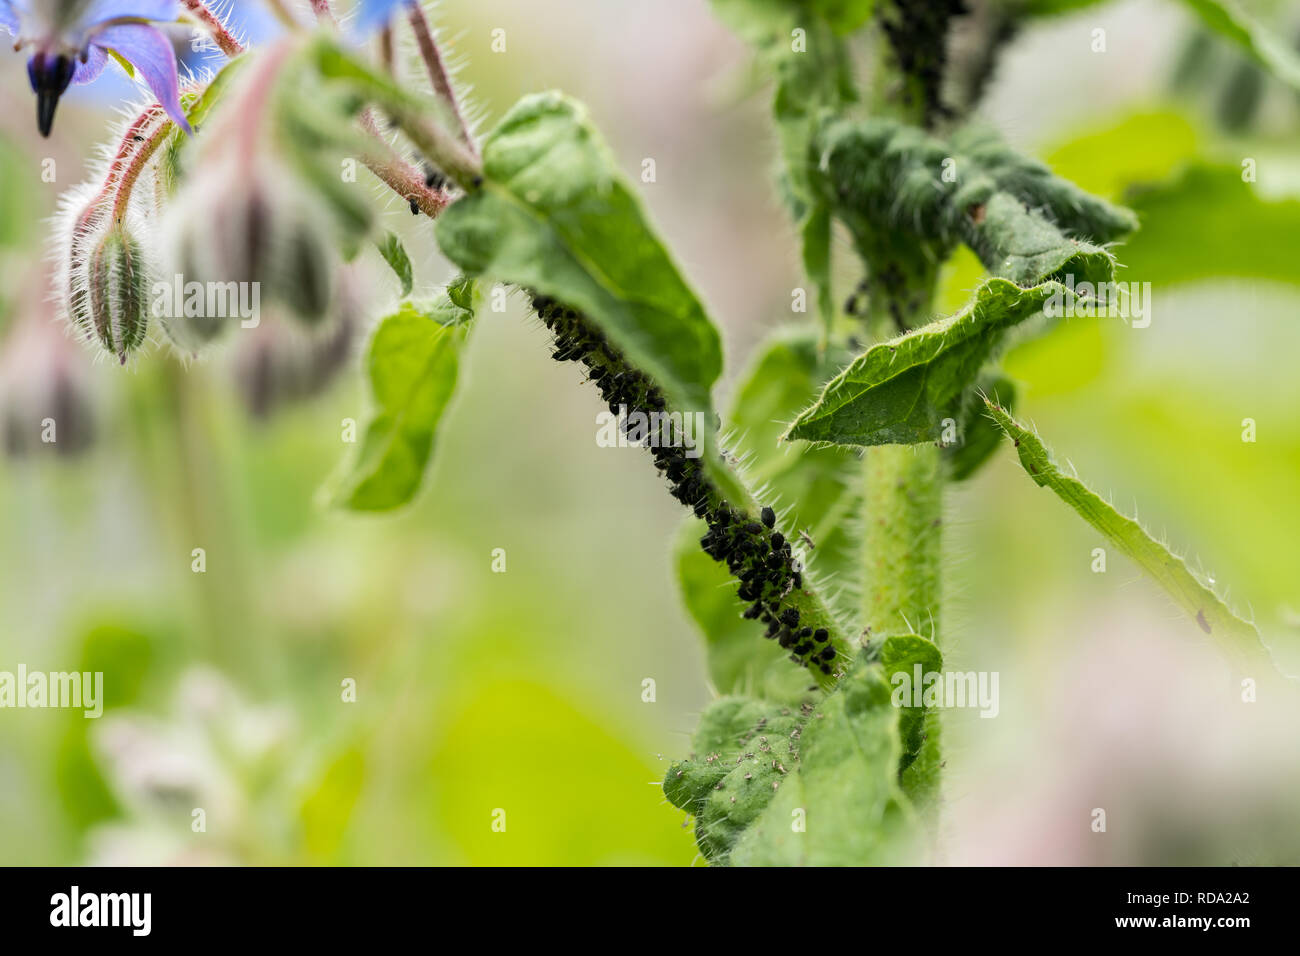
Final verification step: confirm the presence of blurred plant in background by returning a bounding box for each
[0,0,1297,866]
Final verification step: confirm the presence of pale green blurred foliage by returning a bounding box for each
[0,0,1298,865]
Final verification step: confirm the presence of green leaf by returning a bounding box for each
[376,231,414,297]
[435,92,722,418]
[878,634,942,776]
[1121,164,1300,288]
[985,399,1288,677]
[664,696,805,863]
[946,372,1017,481]
[329,296,472,511]
[784,278,1060,447]
[441,274,480,320]
[1179,0,1300,92]
[727,663,919,865]
[815,117,1134,289]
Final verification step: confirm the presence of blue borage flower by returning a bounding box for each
[0,0,191,136]
[353,0,414,36]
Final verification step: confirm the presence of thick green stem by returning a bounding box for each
[862,444,942,642]
[864,442,944,817]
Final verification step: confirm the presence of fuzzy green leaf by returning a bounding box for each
[815,117,1135,289]
[435,92,723,417]
[727,662,919,865]
[330,294,472,511]
[1179,0,1300,91]
[375,231,414,297]
[986,399,1287,677]
[664,696,806,863]
[784,279,1060,446]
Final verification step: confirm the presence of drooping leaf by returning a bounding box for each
[435,92,723,418]
[1121,164,1300,288]
[727,662,920,865]
[814,117,1134,291]
[1178,0,1300,92]
[329,292,473,511]
[948,124,1142,249]
[985,399,1288,677]
[784,279,1061,447]
[375,231,414,296]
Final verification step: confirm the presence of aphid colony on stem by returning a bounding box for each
[534,296,837,678]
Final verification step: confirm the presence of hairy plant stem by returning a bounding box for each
[861,301,945,817]
[406,3,477,153]
[308,0,336,25]
[388,106,482,190]
[358,113,453,216]
[308,33,481,197]
[181,0,244,58]
[863,444,942,643]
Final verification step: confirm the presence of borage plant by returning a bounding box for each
[21,0,1298,865]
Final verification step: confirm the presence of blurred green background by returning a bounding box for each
[1,0,1298,865]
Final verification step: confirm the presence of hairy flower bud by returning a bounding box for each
[233,295,358,419]
[159,156,339,350]
[57,179,153,364]
[278,220,334,323]
[0,311,95,459]
[87,227,151,364]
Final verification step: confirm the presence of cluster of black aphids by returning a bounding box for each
[534,294,837,677]
[700,503,837,675]
[877,0,969,125]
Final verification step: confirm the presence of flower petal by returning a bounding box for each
[72,45,109,84]
[0,0,23,37]
[91,22,191,134]
[353,0,411,36]
[83,0,179,27]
